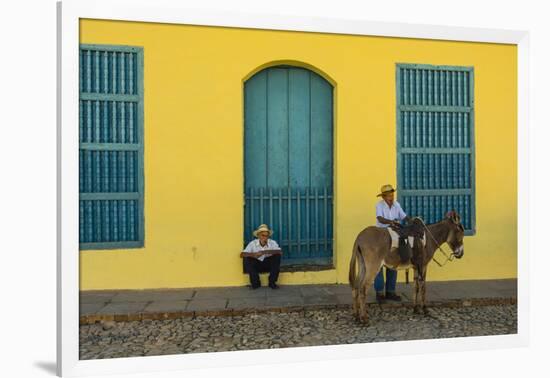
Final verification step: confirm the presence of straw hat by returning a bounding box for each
[376,184,396,197]
[253,224,273,237]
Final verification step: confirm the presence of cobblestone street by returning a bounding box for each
[79,304,517,360]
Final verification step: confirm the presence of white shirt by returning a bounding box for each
[243,238,281,262]
[375,200,407,228]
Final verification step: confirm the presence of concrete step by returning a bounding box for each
[79,279,517,324]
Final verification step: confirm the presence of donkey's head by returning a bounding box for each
[445,210,465,259]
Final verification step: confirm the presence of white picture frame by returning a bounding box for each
[57,0,530,376]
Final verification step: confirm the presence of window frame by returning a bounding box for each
[395,63,476,235]
[78,44,145,250]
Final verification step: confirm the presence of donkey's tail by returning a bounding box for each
[349,242,366,289]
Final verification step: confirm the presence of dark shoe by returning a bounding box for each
[385,292,402,301]
[376,292,386,304]
[248,284,261,290]
[269,283,280,289]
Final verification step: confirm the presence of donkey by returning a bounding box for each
[348,210,465,324]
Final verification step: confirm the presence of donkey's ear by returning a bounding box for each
[450,210,461,224]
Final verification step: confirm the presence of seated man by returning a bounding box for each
[241,224,282,290]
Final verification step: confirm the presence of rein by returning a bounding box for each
[415,217,455,267]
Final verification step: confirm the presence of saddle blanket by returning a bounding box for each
[387,227,426,250]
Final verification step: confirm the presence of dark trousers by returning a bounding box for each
[244,254,281,288]
[373,267,398,294]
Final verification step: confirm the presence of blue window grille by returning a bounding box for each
[396,63,475,235]
[79,44,145,249]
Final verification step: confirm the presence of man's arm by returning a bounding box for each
[376,202,399,226]
[261,240,282,258]
[377,216,398,226]
[240,250,282,258]
[261,249,282,254]
[240,251,259,258]
[376,202,395,225]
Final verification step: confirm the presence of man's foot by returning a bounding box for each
[376,292,386,304]
[248,284,261,290]
[385,292,402,301]
[269,283,280,289]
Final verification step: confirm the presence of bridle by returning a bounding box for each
[415,217,458,267]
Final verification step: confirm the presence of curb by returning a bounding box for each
[79,296,517,325]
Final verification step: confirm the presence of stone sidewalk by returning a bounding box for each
[80,279,517,324]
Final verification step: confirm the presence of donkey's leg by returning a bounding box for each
[357,286,368,324]
[420,266,429,315]
[358,264,381,325]
[413,269,421,314]
[352,288,359,319]
[355,254,369,324]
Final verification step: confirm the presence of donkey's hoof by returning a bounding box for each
[422,307,430,316]
[413,306,422,315]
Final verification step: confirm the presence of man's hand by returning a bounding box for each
[389,220,402,231]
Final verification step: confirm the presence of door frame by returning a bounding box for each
[241,60,338,268]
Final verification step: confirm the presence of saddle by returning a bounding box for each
[389,218,426,263]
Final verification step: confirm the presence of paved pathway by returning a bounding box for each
[80,279,516,324]
[80,304,517,359]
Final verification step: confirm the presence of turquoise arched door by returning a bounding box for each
[244,65,334,266]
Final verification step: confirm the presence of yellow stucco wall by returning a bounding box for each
[79,19,517,290]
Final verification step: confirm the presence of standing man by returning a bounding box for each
[374,184,410,303]
[242,224,282,289]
